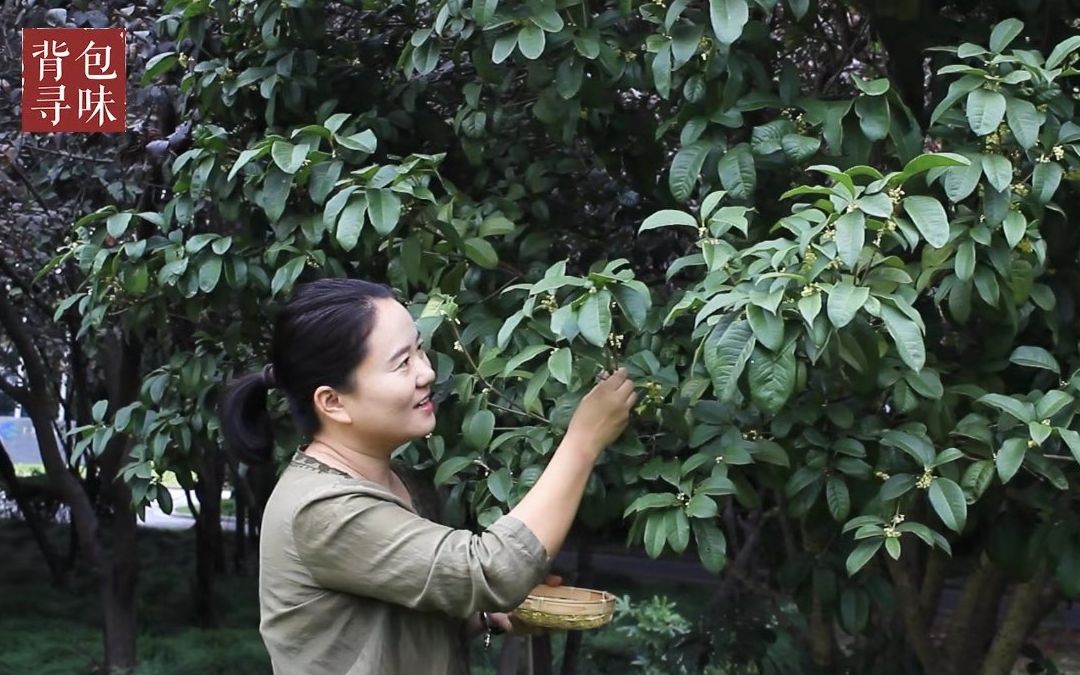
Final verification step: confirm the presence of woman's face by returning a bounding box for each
[321,297,437,451]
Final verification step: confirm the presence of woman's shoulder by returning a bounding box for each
[390,460,445,523]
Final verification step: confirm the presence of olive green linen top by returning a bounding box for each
[259,451,551,675]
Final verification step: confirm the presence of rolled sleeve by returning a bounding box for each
[294,494,550,618]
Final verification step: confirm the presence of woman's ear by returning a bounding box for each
[312,385,354,425]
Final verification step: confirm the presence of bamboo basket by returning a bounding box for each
[510,585,616,630]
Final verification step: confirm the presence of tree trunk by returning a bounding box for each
[980,564,1051,675]
[194,443,225,626]
[0,439,67,586]
[559,539,593,675]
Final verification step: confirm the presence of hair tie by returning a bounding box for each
[261,364,277,389]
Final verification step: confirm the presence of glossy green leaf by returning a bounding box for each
[966,89,1006,136]
[928,477,967,532]
[996,437,1027,483]
[827,279,869,328]
[901,196,949,248]
[709,0,748,44]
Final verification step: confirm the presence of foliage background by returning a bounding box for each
[5,0,1080,673]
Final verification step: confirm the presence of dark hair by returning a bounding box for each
[219,278,396,464]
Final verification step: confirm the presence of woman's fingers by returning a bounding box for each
[543,574,563,586]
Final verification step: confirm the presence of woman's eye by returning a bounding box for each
[398,357,410,369]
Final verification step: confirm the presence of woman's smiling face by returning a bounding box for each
[317,297,437,452]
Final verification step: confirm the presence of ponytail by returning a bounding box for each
[220,368,277,465]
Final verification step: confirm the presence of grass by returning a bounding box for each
[0,516,713,675]
[13,464,185,489]
[0,519,268,675]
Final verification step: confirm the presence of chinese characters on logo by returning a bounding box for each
[21,28,126,133]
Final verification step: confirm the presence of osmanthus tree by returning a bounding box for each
[56,0,1080,672]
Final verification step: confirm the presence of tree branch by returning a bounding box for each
[886,556,944,674]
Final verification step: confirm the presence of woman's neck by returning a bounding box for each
[305,435,394,488]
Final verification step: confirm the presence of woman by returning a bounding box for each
[220,278,637,675]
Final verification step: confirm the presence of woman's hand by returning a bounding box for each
[565,367,637,460]
[472,575,564,638]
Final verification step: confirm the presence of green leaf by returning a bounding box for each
[336,129,377,153]
[695,474,737,496]
[1006,97,1042,149]
[880,304,925,371]
[548,347,572,385]
[882,430,935,466]
[198,256,222,293]
[106,213,132,238]
[434,456,474,485]
[613,283,652,330]
[260,168,293,223]
[578,290,613,347]
[666,509,691,553]
[834,210,866,269]
[142,52,178,85]
[652,45,672,99]
[517,24,546,59]
[955,240,976,282]
[473,0,499,26]
[901,196,950,248]
[308,161,342,205]
[826,477,851,521]
[846,539,883,576]
[704,319,755,401]
[464,237,499,269]
[780,134,821,162]
[746,305,783,351]
[981,154,1012,192]
[962,460,996,499]
[1010,346,1059,373]
[465,409,496,450]
[685,494,718,518]
[336,196,367,252]
[271,140,308,174]
[966,89,1007,136]
[717,143,755,199]
[624,493,681,516]
[556,57,584,99]
[854,95,890,141]
[1033,162,1063,204]
[492,31,518,64]
[943,155,983,202]
[798,291,822,326]
[692,519,727,573]
[1003,211,1026,249]
[880,474,917,501]
[644,511,669,558]
[1046,35,1080,69]
[709,0,748,44]
[748,343,796,414]
[989,18,1024,53]
[839,588,870,634]
[827,279,869,328]
[928,477,967,533]
[1037,390,1073,419]
[996,437,1027,483]
[487,468,513,503]
[367,189,402,236]
[1059,428,1080,465]
[979,393,1035,422]
[92,400,108,423]
[852,75,889,96]
[640,209,697,232]
[669,142,711,202]
[270,256,306,297]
